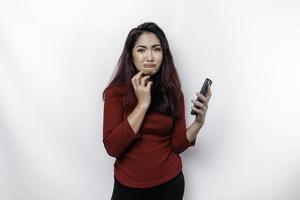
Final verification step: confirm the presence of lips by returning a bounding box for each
[144,64,156,68]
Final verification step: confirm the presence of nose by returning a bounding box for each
[146,51,154,61]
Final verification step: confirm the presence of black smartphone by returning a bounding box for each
[191,78,213,115]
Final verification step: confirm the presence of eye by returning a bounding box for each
[137,49,145,52]
[154,48,161,52]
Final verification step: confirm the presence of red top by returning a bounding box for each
[103,84,196,188]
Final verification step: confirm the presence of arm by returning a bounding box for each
[127,103,149,134]
[103,86,148,158]
[187,86,212,143]
[170,92,197,154]
[186,121,202,143]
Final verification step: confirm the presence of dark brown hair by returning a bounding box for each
[102,22,182,119]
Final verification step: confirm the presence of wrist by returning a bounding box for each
[193,120,203,129]
[137,102,149,110]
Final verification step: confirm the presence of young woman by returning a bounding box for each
[102,22,212,200]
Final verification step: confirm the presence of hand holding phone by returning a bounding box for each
[191,78,213,115]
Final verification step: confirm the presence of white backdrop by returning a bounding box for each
[1,0,300,199]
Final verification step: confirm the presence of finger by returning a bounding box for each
[136,70,144,76]
[206,86,212,101]
[191,99,208,112]
[191,106,205,115]
[132,71,144,84]
[191,99,204,108]
[196,92,208,105]
[141,76,150,87]
[133,76,140,87]
[138,71,146,83]
[146,81,153,89]
[131,76,137,88]
[132,75,141,88]
[136,70,144,78]
[132,70,143,79]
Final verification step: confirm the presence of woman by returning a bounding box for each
[102,22,212,200]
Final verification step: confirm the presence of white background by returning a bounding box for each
[1,0,300,199]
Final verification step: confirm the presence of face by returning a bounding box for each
[132,32,163,76]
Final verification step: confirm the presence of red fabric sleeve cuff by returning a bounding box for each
[124,118,141,139]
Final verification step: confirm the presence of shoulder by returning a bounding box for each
[104,83,129,99]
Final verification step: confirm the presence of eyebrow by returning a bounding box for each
[135,44,161,48]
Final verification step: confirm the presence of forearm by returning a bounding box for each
[127,103,149,134]
[186,121,203,143]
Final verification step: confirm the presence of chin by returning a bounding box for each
[142,68,157,76]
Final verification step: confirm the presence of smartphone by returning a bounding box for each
[191,78,213,115]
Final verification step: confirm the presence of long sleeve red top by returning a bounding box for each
[103,84,196,188]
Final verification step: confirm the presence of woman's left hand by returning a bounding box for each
[191,86,212,127]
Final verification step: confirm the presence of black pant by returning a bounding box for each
[111,171,185,200]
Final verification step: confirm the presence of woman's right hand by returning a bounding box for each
[131,71,153,108]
